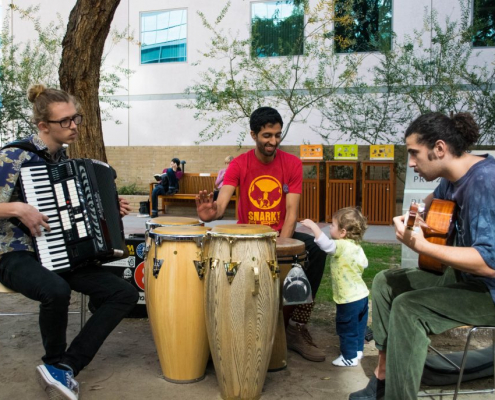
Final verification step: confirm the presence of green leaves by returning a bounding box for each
[178,0,361,145]
[0,5,133,141]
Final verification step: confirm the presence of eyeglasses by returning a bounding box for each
[47,114,83,128]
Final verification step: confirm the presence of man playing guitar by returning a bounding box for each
[350,112,495,400]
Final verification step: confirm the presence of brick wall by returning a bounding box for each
[107,145,408,218]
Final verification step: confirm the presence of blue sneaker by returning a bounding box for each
[36,364,79,400]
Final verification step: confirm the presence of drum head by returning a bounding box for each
[150,225,211,237]
[211,224,275,235]
[276,238,306,256]
[146,216,202,229]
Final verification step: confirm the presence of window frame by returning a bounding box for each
[139,7,189,65]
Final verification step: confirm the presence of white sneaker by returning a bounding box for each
[357,351,363,360]
[332,354,358,367]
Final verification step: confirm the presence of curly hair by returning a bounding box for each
[333,207,368,243]
[405,112,479,157]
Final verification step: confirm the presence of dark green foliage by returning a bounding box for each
[251,4,305,57]
[334,0,392,53]
[472,0,495,47]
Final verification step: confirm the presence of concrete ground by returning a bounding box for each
[1,214,493,399]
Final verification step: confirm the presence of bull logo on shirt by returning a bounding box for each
[248,176,282,210]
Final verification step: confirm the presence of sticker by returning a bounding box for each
[122,268,133,280]
[136,242,146,260]
[103,257,134,268]
[134,262,145,291]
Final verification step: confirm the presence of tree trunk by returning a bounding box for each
[59,0,121,162]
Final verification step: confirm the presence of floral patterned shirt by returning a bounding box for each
[0,134,66,256]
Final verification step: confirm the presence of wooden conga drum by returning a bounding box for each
[268,238,307,372]
[144,216,203,260]
[145,216,203,231]
[204,224,279,400]
[145,225,210,383]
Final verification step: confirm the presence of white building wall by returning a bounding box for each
[5,0,495,147]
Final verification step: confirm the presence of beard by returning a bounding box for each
[257,143,277,157]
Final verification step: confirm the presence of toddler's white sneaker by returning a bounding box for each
[332,354,358,367]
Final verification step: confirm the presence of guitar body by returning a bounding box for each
[407,199,455,274]
[418,199,456,273]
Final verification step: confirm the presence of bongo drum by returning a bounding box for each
[145,225,211,383]
[204,224,279,400]
[268,238,307,372]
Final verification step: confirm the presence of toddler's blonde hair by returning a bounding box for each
[333,207,368,243]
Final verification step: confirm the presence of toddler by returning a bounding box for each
[300,207,369,367]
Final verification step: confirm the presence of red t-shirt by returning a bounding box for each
[223,149,302,232]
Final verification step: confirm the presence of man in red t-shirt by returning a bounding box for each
[196,107,327,362]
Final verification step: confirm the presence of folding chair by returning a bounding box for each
[0,281,87,329]
[418,325,495,399]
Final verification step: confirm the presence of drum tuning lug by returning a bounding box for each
[267,260,280,279]
[252,266,260,296]
[194,260,205,279]
[210,258,219,270]
[224,262,240,284]
[153,258,163,278]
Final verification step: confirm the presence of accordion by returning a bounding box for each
[18,158,127,273]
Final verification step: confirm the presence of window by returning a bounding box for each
[251,1,305,57]
[140,9,187,64]
[472,0,495,47]
[334,0,392,53]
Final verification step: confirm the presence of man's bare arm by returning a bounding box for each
[280,193,300,238]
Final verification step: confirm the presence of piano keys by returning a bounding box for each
[18,159,127,273]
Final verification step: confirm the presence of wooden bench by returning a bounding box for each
[149,173,238,215]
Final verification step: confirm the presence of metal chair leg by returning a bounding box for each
[80,294,87,330]
[418,326,495,398]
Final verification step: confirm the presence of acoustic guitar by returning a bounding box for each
[406,199,456,274]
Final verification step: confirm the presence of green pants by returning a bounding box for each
[372,267,495,400]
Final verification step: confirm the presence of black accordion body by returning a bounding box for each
[18,159,127,273]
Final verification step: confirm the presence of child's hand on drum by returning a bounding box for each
[300,219,317,231]
[300,219,323,239]
[196,190,217,222]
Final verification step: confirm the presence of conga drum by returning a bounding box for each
[145,225,211,383]
[268,238,307,372]
[144,216,203,260]
[204,224,279,400]
[145,216,203,231]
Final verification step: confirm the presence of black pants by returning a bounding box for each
[0,251,139,376]
[292,231,327,296]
